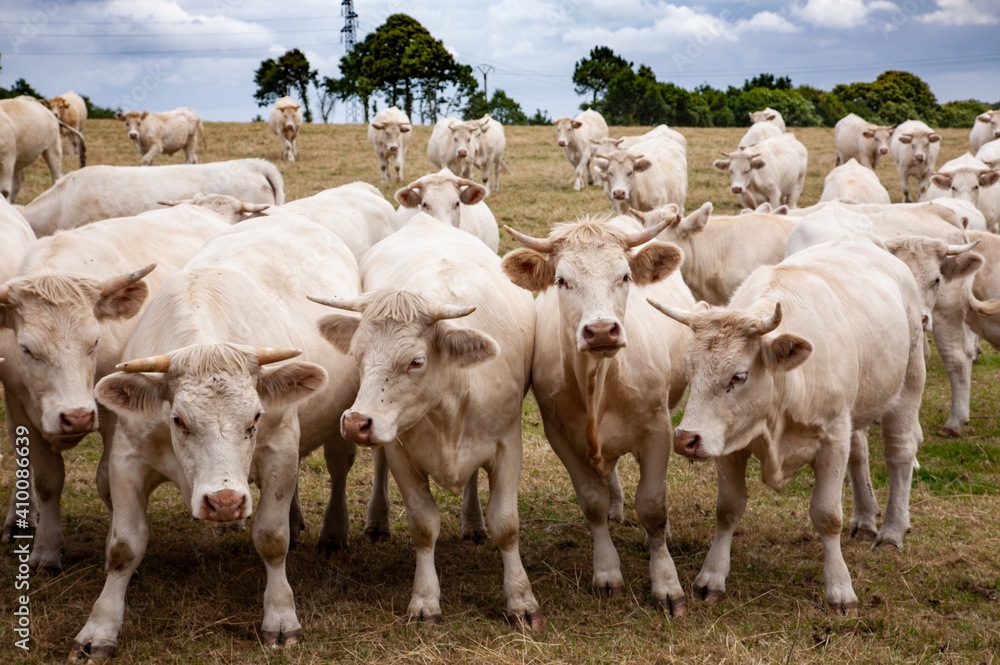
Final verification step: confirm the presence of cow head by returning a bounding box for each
[714,149,764,196]
[117,110,146,141]
[372,118,412,153]
[862,124,895,156]
[895,129,941,164]
[649,300,812,459]
[275,99,301,136]
[931,167,1000,208]
[446,119,481,161]
[594,150,655,214]
[976,111,1000,141]
[502,217,681,356]
[312,291,498,447]
[96,344,326,523]
[749,108,781,125]
[395,170,487,228]
[554,117,583,148]
[633,202,713,244]
[158,193,269,224]
[45,97,69,121]
[0,265,156,446]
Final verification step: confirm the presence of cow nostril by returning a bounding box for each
[674,430,701,454]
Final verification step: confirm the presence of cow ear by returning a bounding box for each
[571,120,583,129]
[765,113,776,121]
[95,372,165,416]
[977,113,991,123]
[929,133,941,143]
[400,124,412,133]
[862,130,875,139]
[502,248,554,291]
[931,173,952,189]
[629,242,682,285]
[678,201,712,236]
[634,158,653,173]
[942,252,984,281]
[141,111,149,119]
[395,186,422,209]
[750,158,766,170]
[897,134,912,144]
[434,324,499,368]
[371,122,385,130]
[317,313,361,355]
[95,281,149,321]
[116,111,124,121]
[459,183,488,205]
[258,362,328,409]
[979,170,1000,187]
[712,159,730,171]
[762,334,812,371]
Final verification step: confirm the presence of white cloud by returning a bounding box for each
[733,11,801,35]
[919,0,999,26]
[791,0,898,28]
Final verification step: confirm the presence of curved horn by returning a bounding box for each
[428,302,476,321]
[629,208,647,222]
[240,202,270,214]
[756,302,782,335]
[646,297,692,327]
[503,225,554,253]
[594,153,612,161]
[455,178,478,188]
[719,151,730,158]
[307,294,368,312]
[98,264,156,296]
[624,216,672,247]
[117,354,171,373]
[256,347,303,365]
[946,240,979,255]
[156,200,182,207]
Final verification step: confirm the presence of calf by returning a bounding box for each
[395,169,498,252]
[970,110,1000,153]
[891,120,942,202]
[819,158,891,204]
[554,109,609,190]
[835,113,894,169]
[714,133,808,209]
[595,136,687,214]
[427,117,483,179]
[117,107,206,165]
[368,106,411,183]
[474,114,507,192]
[269,96,303,162]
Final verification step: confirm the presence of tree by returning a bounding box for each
[315,77,337,123]
[526,109,552,125]
[832,70,939,125]
[463,89,528,125]
[253,48,317,122]
[573,46,633,105]
[742,73,792,92]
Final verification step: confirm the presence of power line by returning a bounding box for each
[8,26,341,38]
[0,15,344,25]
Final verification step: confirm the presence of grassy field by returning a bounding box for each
[2,119,999,664]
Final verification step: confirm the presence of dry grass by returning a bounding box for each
[2,120,999,664]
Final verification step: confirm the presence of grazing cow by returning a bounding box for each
[554,109,609,190]
[976,138,1000,170]
[924,153,1000,232]
[474,114,507,192]
[394,169,498,252]
[269,96,303,162]
[890,120,942,202]
[595,137,687,214]
[117,107,206,165]
[368,106,411,183]
[634,203,796,305]
[44,90,87,157]
[819,158,891,204]
[427,117,484,179]
[0,208,231,572]
[835,113,895,169]
[749,107,786,132]
[0,96,62,202]
[969,110,1000,153]
[651,238,925,614]
[714,133,808,209]
[20,159,284,237]
[502,214,694,616]
[312,214,541,627]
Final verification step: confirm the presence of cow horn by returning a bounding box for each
[946,240,979,255]
[504,225,554,253]
[720,151,730,157]
[594,153,611,161]
[624,218,670,248]
[156,200,182,207]
[256,347,302,365]
[757,302,782,334]
[629,208,647,222]
[428,302,476,321]
[455,178,477,188]
[117,354,171,373]
[968,289,1000,317]
[0,284,9,304]
[240,202,270,214]
[307,294,367,312]
[98,264,157,296]
[646,297,692,327]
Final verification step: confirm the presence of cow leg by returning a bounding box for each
[184,135,198,164]
[634,444,685,616]
[288,475,306,547]
[606,468,625,523]
[573,159,587,191]
[460,471,487,544]
[811,422,858,615]
[693,450,749,603]
[9,168,25,203]
[316,437,355,554]
[42,143,63,185]
[846,427,878,539]
[492,157,501,192]
[932,298,975,436]
[899,171,912,203]
[141,145,163,166]
[484,431,542,630]
[481,162,490,187]
[788,173,805,209]
[394,152,404,183]
[364,447,392,543]
[4,396,38,541]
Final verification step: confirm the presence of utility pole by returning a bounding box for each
[341,0,362,124]
[476,63,494,100]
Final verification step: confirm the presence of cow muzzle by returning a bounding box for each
[731,186,743,194]
[342,411,375,447]
[914,154,925,163]
[128,132,138,139]
[201,489,248,522]
[879,147,888,154]
[558,140,567,147]
[59,408,97,435]
[921,312,932,331]
[673,429,703,458]
[612,189,627,200]
[457,149,468,157]
[581,319,624,353]
[388,145,398,153]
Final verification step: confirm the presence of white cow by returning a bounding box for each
[651,238,925,614]
[311,214,541,628]
[976,138,1000,170]
[591,125,688,161]
[738,121,782,150]
[71,213,367,658]
[595,136,687,214]
[117,107,206,165]
[44,90,87,158]
[819,158,891,204]
[970,110,1000,153]
[427,117,483,179]
[368,106,411,183]
[502,214,694,616]
[20,159,284,237]
[890,120,941,202]
[749,107,786,131]
[964,231,1000,352]
[269,96,303,162]
[474,114,506,192]
[0,207,231,572]
[924,153,1000,232]
[0,96,62,202]
[394,169,498,252]
[554,109,609,190]
[714,133,808,209]
[835,113,895,170]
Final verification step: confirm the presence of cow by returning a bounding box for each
[70,212,373,659]
[650,237,926,614]
[890,120,942,202]
[964,230,1000,352]
[553,109,609,190]
[591,125,688,161]
[368,106,411,183]
[311,213,541,627]
[835,113,895,169]
[714,133,808,210]
[269,96,303,162]
[20,159,284,237]
[394,169,498,252]
[0,207,231,572]
[977,138,1000,170]
[427,117,484,180]
[924,153,1000,233]
[774,198,988,232]
[474,114,507,192]
[749,107,786,131]
[502,214,694,616]
[0,96,62,203]
[117,107,206,165]
[819,158,891,205]
[595,136,687,214]
[633,203,796,306]
[969,110,1000,153]
[44,90,87,158]
[738,121,782,151]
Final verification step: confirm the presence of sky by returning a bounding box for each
[2,0,998,124]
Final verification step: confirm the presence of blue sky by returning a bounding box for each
[2,0,998,123]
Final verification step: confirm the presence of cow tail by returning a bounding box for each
[78,134,86,168]
[199,120,208,152]
[265,165,286,205]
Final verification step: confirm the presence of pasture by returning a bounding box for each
[2,119,999,664]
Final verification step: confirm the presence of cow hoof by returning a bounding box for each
[594,581,626,599]
[848,526,877,540]
[262,628,302,648]
[363,524,392,544]
[694,584,725,604]
[408,611,442,625]
[3,521,35,543]
[316,537,347,557]
[607,507,625,524]
[652,595,688,617]
[462,527,488,546]
[873,537,903,551]
[828,601,860,617]
[69,641,116,662]
[937,426,961,438]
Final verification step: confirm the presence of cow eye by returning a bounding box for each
[408,357,425,371]
[454,201,460,209]
[421,202,429,209]
[253,411,262,425]
[933,276,941,286]
[621,273,631,284]
[20,345,34,359]
[727,372,748,392]
[555,276,568,288]
[172,415,188,434]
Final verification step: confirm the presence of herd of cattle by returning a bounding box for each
[2,92,1000,658]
